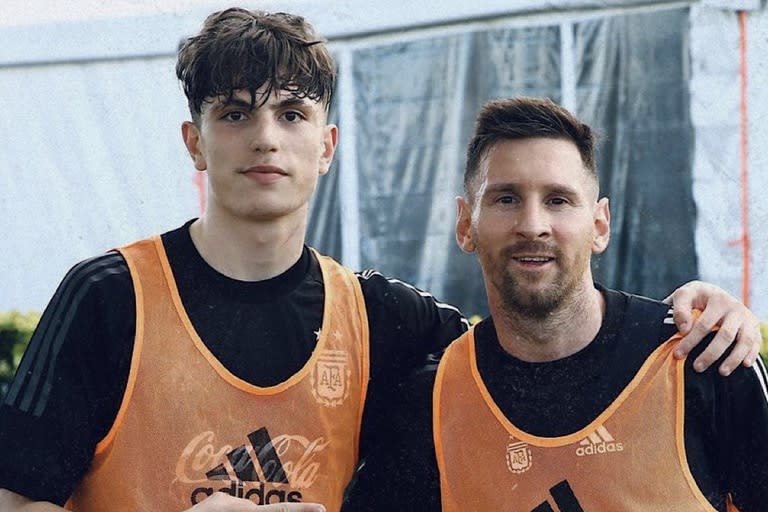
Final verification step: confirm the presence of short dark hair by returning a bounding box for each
[464,97,597,197]
[176,7,335,122]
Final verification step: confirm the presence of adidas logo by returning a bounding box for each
[190,427,304,505]
[575,425,624,457]
[531,480,584,512]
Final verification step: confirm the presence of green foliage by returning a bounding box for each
[467,314,483,325]
[761,323,768,364]
[0,310,40,399]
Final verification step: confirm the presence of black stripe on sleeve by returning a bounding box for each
[4,252,129,416]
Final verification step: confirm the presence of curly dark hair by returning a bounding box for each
[464,97,597,198]
[176,7,335,122]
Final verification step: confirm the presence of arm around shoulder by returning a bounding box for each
[0,252,135,505]
[358,270,468,363]
[666,281,761,374]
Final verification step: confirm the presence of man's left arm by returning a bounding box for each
[665,281,761,375]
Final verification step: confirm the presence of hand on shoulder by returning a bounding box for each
[667,280,761,375]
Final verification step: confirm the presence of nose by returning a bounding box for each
[515,202,551,239]
[248,117,279,152]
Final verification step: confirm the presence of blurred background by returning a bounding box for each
[1,0,767,392]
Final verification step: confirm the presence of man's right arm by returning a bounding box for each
[0,253,135,505]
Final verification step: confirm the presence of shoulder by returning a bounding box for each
[688,347,768,393]
[56,252,134,309]
[682,331,768,423]
[56,251,132,297]
[604,288,678,341]
[354,269,467,373]
[611,288,671,319]
[28,252,136,364]
[32,250,135,351]
[65,251,130,280]
[747,357,768,392]
[356,269,464,320]
[730,357,768,399]
[3,251,136,418]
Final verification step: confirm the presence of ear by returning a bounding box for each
[592,197,611,254]
[318,124,338,176]
[455,196,477,253]
[181,121,207,171]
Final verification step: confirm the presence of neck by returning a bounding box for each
[190,206,307,281]
[490,282,605,362]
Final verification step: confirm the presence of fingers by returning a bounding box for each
[712,326,759,376]
[740,319,763,368]
[689,314,741,374]
[713,306,762,372]
[675,307,762,375]
[673,305,720,361]
[731,320,762,370]
[671,304,693,336]
[667,282,701,334]
[689,321,760,376]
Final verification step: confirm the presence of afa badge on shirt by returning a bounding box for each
[311,348,351,407]
[506,439,533,474]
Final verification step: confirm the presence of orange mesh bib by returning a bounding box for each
[68,238,369,511]
[434,327,736,511]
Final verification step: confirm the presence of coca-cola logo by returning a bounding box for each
[175,429,330,488]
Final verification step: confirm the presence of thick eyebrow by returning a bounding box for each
[272,96,314,111]
[217,95,313,110]
[483,183,520,196]
[209,96,252,113]
[543,184,581,197]
[483,182,581,197]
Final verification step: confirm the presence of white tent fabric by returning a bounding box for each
[690,4,768,315]
[0,57,193,312]
[0,0,766,319]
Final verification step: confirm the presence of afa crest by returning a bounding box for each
[311,349,351,407]
[506,439,532,474]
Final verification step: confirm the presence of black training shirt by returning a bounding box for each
[0,220,467,505]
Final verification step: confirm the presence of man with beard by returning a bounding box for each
[1,9,758,512]
[344,97,768,511]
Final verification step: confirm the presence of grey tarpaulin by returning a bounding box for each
[308,7,697,317]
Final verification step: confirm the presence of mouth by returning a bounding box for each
[243,165,287,175]
[511,255,556,268]
[241,165,287,183]
[513,256,554,262]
